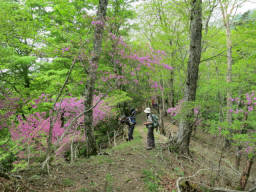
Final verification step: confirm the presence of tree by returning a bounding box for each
[172,0,203,154]
[218,0,247,146]
[84,0,109,156]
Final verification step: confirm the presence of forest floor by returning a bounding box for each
[1,113,256,192]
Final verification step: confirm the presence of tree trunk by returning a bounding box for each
[84,0,108,157]
[159,79,166,135]
[159,101,166,136]
[236,110,248,170]
[169,70,175,107]
[235,145,242,170]
[239,156,254,190]
[175,0,202,154]
[225,22,233,147]
[225,23,232,122]
[160,78,166,115]
[218,0,233,147]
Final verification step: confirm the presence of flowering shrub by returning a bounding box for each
[102,32,173,94]
[215,92,256,156]
[167,100,184,117]
[10,94,113,159]
[167,99,201,128]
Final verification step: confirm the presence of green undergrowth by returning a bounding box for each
[104,173,113,192]
[142,169,162,192]
[106,129,143,152]
[76,129,142,166]
[61,178,75,187]
[75,188,88,192]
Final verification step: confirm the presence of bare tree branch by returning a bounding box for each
[200,50,226,63]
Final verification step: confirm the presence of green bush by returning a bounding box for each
[0,128,18,172]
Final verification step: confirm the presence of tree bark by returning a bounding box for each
[158,78,166,135]
[175,0,202,154]
[169,70,175,107]
[84,0,108,157]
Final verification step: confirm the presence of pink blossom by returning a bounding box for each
[162,64,173,70]
[32,105,37,109]
[167,108,174,113]
[245,146,251,153]
[91,20,104,25]
[194,108,199,115]
[228,97,234,101]
[130,71,135,76]
[10,95,113,157]
[133,79,139,84]
[167,107,177,116]
[151,81,158,89]
[248,106,253,112]
[161,50,167,56]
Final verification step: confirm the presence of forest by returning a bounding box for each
[0,0,255,191]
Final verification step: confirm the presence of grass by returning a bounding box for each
[174,167,184,177]
[75,188,88,192]
[105,173,113,192]
[106,129,142,152]
[142,169,161,192]
[91,155,113,165]
[28,175,41,182]
[62,178,75,187]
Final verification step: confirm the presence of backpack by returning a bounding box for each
[128,116,136,125]
[151,114,159,128]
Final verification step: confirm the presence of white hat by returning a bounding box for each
[144,107,151,113]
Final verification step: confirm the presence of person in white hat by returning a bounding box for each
[143,107,155,150]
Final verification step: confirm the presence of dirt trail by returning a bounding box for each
[17,113,175,192]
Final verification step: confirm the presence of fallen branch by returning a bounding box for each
[176,168,252,192]
[212,187,247,192]
[249,185,256,192]
[223,159,241,176]
[41,155,50,174]
[10,174,22,179]
[176,168,210,192]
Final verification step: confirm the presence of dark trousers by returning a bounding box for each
[147,126,155,148]
[128,125,135,141]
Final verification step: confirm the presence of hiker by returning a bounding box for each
[143,107,157,150]
[127,108,136,141]
[152,98,158,110]
[120,108,136,141]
